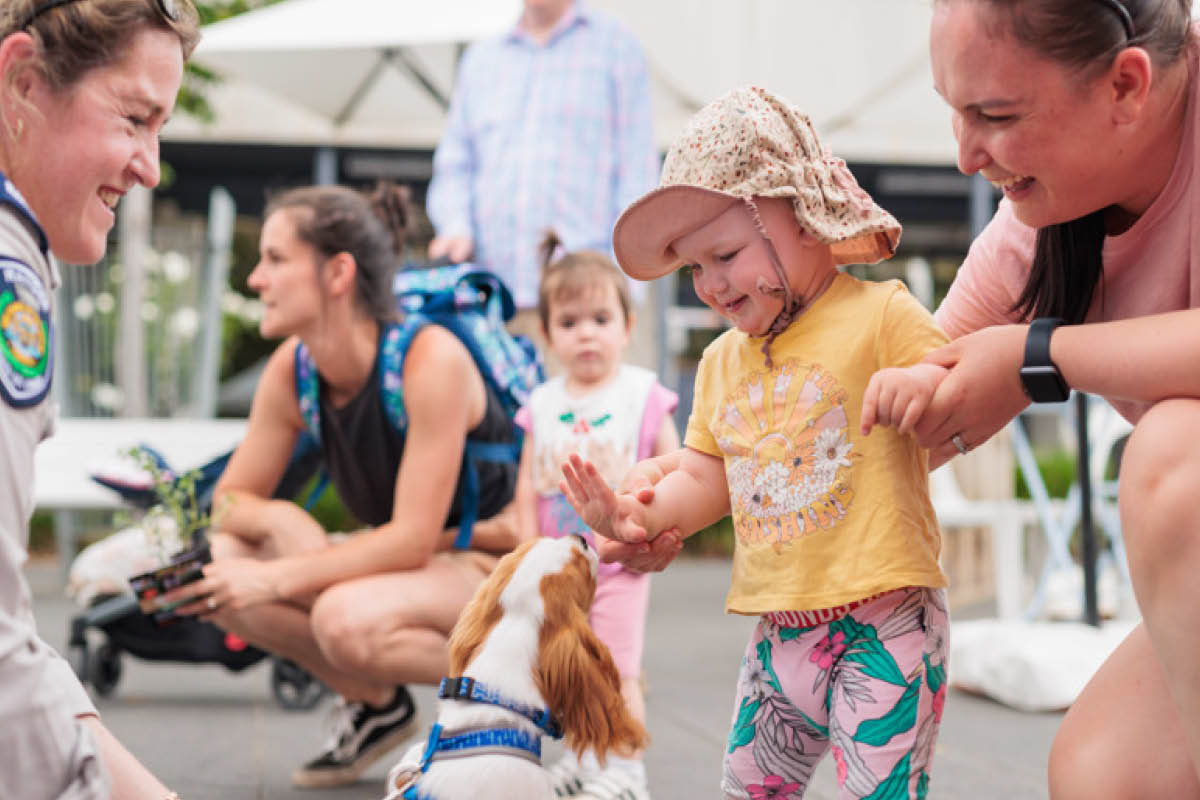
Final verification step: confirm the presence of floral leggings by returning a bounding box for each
[722,587,950,800]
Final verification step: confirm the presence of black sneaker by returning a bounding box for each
[292,686,419,789]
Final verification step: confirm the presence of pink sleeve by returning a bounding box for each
[637,381,680,460]
[514,406,532,433]
[935,201,1037,339]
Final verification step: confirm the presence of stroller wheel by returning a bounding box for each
[89,643,123,697]
[270,657,327,711]
[68,641,89,684]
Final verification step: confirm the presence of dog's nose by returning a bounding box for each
[570,534,590,551]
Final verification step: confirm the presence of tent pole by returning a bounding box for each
[1076,392,1101,626]
[388,48,450,110]
[314,147,338,185]
[334,51,393,126]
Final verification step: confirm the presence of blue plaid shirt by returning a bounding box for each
[426,2,659,308]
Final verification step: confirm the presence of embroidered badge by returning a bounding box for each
[0,257,52,407]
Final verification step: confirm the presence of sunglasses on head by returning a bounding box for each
[1092,0,1135,41]
[20,0,179,31]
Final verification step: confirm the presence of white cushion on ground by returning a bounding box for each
[950,617,1138,712]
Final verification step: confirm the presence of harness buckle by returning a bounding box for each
[438,676,476,701]
[540,712,563,740]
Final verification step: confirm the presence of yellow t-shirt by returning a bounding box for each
[685,274,950,615]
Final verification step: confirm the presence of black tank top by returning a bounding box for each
[317,363,516,529]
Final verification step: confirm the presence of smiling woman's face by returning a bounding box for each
[10,26,182,264]
[931,1,1122,229]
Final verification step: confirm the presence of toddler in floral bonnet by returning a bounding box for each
[568,85,954,800]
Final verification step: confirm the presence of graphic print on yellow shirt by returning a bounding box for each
[685,275,950,615]
[721,359,857,553]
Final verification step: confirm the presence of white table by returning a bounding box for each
[33,417,247,570]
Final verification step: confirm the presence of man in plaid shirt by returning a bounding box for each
[427,0,658,315]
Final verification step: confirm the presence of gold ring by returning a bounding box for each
[206,597,218,611]
[950,433,969,455]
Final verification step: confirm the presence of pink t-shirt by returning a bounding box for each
[936,37,1200,424]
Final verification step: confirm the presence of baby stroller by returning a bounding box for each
[65,437,329,711]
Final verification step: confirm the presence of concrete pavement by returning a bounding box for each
[28,556,1064,799]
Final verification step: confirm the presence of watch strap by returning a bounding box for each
[1024,317,1064,370]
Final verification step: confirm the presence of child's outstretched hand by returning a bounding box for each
[861,363,949,436]
[561,454,654,544]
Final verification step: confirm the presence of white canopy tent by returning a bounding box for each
[171,0,957,166]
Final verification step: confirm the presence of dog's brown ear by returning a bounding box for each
[537,614,648,761]
[447,541,531,674]
[535,553,648,761]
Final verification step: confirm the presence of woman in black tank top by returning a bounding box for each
[165,182,523,788]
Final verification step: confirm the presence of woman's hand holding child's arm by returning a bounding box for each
[913,326,1031,464]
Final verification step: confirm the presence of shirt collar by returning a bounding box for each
[0,171,50,257]
[508,1,591,45]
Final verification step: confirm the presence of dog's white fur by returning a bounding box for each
[383,536,647,800]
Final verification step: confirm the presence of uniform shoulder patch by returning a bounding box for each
[0,256,52,407]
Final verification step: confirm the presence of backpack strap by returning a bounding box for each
[377,318,424,433]
[294,320,421,444]
[293,340,322,442]
[379,315,523,551]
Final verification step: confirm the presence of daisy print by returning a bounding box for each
[714,359,859,552]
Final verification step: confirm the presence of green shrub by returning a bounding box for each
[1015,449,1076,500]
[29,511,55,554]
[683,515,736,557]
[295,477,359,533]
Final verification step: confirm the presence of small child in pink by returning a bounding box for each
[515,233,679,800]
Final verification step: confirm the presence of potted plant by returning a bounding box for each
[123,448,214,626]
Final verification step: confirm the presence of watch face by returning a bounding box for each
[1020,366,1070,403]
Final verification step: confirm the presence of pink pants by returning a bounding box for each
[590,566,651,678]
[722,587,950,800]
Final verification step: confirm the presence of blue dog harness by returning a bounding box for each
[400,677,563,800]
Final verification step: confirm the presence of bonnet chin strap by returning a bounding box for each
[742,197,801,368]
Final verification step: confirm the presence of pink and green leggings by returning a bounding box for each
[722,587,950,800]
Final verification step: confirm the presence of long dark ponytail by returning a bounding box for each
[1015,210,1107,322]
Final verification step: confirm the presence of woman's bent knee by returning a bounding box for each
[1120,400,1200,585]
[1121,399,1200,503]
[310,585,387,671]
[1049,722,1098,800]
[208,530,251,560]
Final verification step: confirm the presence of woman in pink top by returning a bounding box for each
[919,1,1200,798]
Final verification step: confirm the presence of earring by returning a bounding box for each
[14,118,23,141]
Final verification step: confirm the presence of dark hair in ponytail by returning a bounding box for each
[1013,210,1107,323]
[536,230,632,331]
[265,181,411,326]
[946,0,1192,322]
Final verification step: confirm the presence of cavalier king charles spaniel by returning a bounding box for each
[383,535,647,800]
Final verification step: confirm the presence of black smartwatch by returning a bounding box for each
[1019,317,1070,403]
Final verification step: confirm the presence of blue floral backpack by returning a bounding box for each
[293,264,544,549]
